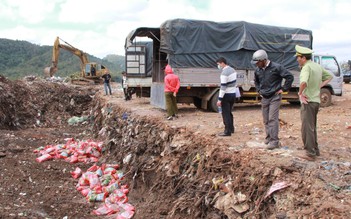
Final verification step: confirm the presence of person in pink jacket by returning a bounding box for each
[164,64,180,120]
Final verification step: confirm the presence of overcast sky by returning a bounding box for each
[1,0,350,63]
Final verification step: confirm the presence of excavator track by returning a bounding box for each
[70,78,96,85]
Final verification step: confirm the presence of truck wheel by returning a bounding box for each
[320,88,332,107]
[193,97,202,109]
[209,91,219,112]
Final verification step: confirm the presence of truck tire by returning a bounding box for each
[209,91,219,112]
[320,88,332,107]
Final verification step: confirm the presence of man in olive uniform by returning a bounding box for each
[295,45,333,161]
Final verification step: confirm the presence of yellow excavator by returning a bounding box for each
[44,36,109,84]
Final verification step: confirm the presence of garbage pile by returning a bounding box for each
[0,75,95,129]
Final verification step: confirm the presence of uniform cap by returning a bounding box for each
[165,64,173,74]
[251,50,268,65]
[295,45,313,56]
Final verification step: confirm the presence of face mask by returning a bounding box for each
[217,64,222,70]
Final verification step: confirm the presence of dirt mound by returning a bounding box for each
[0,75,96,129]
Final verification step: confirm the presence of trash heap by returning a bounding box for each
[34,138,103,163]
[72,164,135,218]
[34,138,135,218]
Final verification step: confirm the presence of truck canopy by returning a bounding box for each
[159,19,313,70]
[125,27,160,48]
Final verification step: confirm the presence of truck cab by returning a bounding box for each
[313,54,343,106]
[240,54,343,108]
[125,42,153,97]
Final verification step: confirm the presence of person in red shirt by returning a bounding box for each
[164,64,180,120]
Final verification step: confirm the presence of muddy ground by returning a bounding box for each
[0,75,350,218]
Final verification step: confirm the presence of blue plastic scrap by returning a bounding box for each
[122,112,128,120]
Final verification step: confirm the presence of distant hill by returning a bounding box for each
[0,38,125,80]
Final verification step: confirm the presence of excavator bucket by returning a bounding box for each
[43,67,57,77]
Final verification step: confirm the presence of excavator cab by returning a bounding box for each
[84,63,106,78]
[85,64,95,77]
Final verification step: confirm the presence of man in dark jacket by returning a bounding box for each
[101,71,112,95]
[252,50,294,149]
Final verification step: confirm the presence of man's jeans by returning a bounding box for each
[104,83,112,95]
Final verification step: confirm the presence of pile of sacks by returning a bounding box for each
[34,139,135,218]
[72,164,135,218]
[34,138,103,163]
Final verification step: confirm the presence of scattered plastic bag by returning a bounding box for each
[67,116,88,125]
[93,204,117,215]
[264,181,291,199]
[71,167,82,179]
[36,154,53,163]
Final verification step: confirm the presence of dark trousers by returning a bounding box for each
[221,93,236,134]
[301,102,320,156]
[123,88,131,100]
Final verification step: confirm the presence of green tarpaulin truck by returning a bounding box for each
[125,19,343,111]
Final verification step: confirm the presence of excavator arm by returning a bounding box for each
[44,37,90,77]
